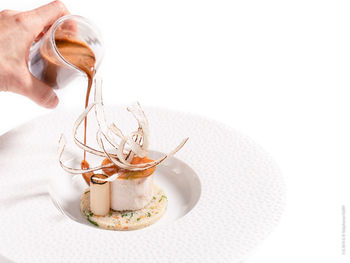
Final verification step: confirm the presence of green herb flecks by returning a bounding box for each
[129,212,134,219]
[159,195,167,203]
[137,217,141,221]
[153,196,156,200]
[87,217,98,227]
[109,211,113,217]
[121,213,128,217]
[147,212,151,217]
[84,190,90,194]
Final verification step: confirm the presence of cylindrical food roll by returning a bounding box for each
[111,174,153,211]
[90,174,110,216]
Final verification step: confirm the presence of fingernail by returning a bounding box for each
[47,94,59,109]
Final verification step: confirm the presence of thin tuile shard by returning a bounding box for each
[58,75,188,181]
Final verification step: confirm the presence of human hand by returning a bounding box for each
[0,1,69,108]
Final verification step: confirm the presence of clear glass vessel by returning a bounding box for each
[28,15,104,89]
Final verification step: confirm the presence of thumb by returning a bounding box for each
[26,75,59,109]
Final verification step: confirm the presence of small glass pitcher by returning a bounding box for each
[28,15,104,89]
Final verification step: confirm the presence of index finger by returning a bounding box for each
[23,1,70,38]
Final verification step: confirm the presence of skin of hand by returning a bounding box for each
[0,1,69,108]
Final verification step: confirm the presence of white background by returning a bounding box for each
[0,0,349,262]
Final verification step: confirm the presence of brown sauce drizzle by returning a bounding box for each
[55,37,96,184]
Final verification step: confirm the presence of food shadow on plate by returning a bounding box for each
[0,253,14,263]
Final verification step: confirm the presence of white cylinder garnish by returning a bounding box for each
[111,174,153,211]
[90,174,110,216]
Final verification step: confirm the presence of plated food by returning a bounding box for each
[80,184,168,230]
[58,77,188,230]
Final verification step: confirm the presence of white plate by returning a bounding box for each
[0,106,285,263]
